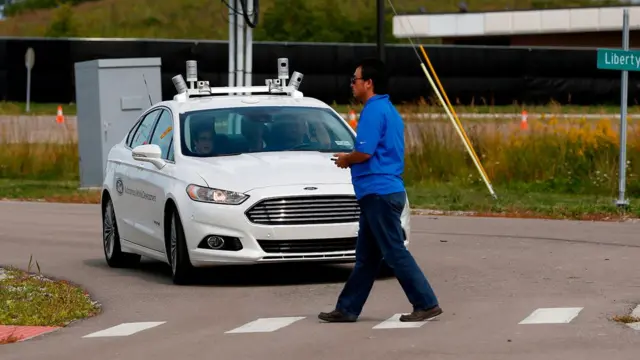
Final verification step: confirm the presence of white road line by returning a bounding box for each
[225,317,306,334]
[82,322,166,338]
[626,304,640,330]
[519,307,583,324]
[372,313,434,329]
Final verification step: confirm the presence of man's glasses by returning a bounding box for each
[350,75,364,84]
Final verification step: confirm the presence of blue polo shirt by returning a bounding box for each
[350,94,405,200]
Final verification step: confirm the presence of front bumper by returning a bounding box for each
[180,184,410,266]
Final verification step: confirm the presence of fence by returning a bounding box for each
[0,36,638,106]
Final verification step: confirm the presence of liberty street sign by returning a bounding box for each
[597,48,640,71]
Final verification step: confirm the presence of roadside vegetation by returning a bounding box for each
[0,258,100,340]
[1,103,639,220]
[0,0,621,41]
[5,100,640,117]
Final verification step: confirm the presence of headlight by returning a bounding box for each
[186,184,249,205]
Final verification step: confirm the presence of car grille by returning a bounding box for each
[245,195,360,225]
[257,237,357,253]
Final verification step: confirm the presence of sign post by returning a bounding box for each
[25,47,35,113]
[596,8,632,208]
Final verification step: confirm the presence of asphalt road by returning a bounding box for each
[1,201,639,360]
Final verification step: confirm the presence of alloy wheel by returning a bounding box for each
[171,215,177,275]
[103,201,115,258]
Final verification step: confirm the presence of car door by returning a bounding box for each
[132,108,176,254]
[110,117,143,235]
[118,108,162,248]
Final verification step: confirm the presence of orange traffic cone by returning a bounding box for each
[56,105,64,124]
[348,110,358,130]
[520,110,528,130]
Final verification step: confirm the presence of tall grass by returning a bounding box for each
[1,112,639,199]
[0,117,78,181]
[404,115,640,197]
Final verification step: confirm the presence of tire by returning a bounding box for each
[103,198,141,268]
[168,209,195,285]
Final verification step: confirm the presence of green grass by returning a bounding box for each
[0,102,77,116]
[0,263,100,327]
[0,179,100,203]
[406,182,638,220]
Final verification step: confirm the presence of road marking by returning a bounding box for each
[225,317,306,334]
[373,313,433,329]
[626,304,640,330]
[82,322,166,338]
[519,307,583,324]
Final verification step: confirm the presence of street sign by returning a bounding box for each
[25,47,35,69]
[596,9,631,208]
[25,47,35,113]
[597,48,640,71]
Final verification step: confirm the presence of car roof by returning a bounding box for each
[160,95,334,114]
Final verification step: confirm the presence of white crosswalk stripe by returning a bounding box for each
[82,322,166,338]
[372,313,435,329]
[518,307,584,324]
[225,317,306,334]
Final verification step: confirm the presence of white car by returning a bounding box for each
[100,58,411,284]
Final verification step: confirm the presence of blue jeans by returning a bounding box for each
[335,191,439,317]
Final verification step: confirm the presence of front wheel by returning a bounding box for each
[168,209,195,285]
[103,198,141,268]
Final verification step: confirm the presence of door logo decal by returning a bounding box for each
[115,178,124,195]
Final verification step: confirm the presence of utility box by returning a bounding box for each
[74,58,162,189]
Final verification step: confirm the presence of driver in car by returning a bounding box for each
[268,115,331,151]
[193,124,215,155]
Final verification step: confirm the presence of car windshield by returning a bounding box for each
[179,106,356,157]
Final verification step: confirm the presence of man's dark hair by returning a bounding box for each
[356,58,388,95]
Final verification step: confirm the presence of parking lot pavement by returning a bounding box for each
[1,201,639,360]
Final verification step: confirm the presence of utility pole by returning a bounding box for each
[377,0,385,62]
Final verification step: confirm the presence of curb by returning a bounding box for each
[0,325,60,344]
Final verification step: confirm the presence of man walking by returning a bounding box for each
[319,58,442,323]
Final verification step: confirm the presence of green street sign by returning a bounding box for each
[597,48,640,71]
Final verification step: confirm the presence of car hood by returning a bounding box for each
[192,151,353,192]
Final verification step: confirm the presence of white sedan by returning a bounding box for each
[100,60,411,284]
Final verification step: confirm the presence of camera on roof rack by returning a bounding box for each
[171,57,304,100]
[265,58,304,92]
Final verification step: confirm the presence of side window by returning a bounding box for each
[148,110,174,160]
[129,109,160,148]
[167,139,174,162]
[125,119,142,147]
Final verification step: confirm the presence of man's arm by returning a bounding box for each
[345,107,383,165]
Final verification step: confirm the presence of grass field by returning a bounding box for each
[1,104,638,220]
[0,0,599,40]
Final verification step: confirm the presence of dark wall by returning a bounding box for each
[0,36,638,106]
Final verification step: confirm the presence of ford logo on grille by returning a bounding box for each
[303,187,318,190]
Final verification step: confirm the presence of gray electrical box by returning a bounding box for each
[74,57,162,189]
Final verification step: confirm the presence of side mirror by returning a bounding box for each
[132,144,166,169]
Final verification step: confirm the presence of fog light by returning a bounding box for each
[206,236,225,249]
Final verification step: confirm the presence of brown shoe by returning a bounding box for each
[318,309,358,322]
[399,306,443,322]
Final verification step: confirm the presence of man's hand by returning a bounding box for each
[332,151,371,169]
[333,152,350,169]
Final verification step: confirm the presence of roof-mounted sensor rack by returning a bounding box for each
[172,58,304,102]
